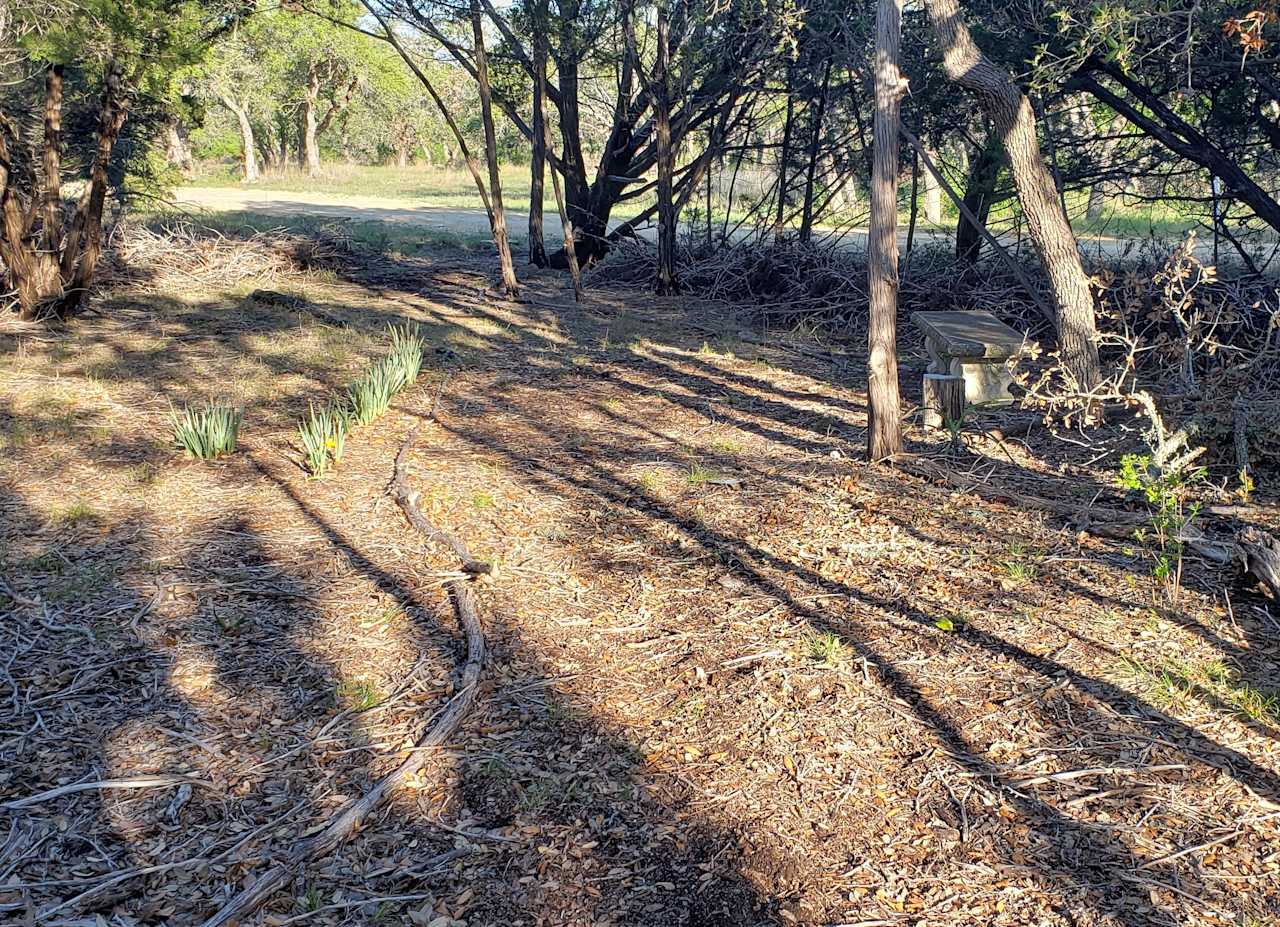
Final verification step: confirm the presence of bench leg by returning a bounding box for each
[922,374,965,429]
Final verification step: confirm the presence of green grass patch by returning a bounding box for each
[1120,656,1279,723]
[336,676,385,711]
[809,631,846,666]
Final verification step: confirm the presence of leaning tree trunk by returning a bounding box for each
[654,0,679,296]
[470,0,519,297]
[867,0,905,461]
[924,0,1101,391]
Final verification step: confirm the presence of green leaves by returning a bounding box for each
[298,399,350,477]
[171,399,241,459]
[300,323,426,477]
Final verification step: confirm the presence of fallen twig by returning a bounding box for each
[1010,763,1188,789]
[2,775,213,811]
[197,420,487,927]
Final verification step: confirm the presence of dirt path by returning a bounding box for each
[171,184,1269,265]
[2,243,1278,926]
[172,185,1142,258]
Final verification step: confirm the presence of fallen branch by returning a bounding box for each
[198,424,487,927]
[2,775,212,811]
[1237,526,1280,601]
[1010,763,1188,789]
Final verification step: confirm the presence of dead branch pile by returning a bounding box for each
[597,235,1279,469]
[1096,237,1280,468]
[592,237,1052,334]
[99,218,354,291]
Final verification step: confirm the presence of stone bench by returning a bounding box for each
[910,310,1030,407]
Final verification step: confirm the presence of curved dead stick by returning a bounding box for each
[199,424,487,927]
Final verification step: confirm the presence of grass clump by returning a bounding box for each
[809,631,846,666]
[347,360,400,425]
[299,324,427,476]
[171,400,241,459]
[1120,656,1279,723]
[336,676,385,711]
[298,400,350,477]
[687,462,718,485]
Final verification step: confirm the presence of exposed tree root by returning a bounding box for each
[198,424,487,927]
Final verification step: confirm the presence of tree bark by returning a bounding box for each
[470,0,519,296]
[774,59,796,236]
[956,131,1001,263]
[164,118,195,175]
[799,57,833,245]
[924,0,1101,391]
[654,0,679,296]
[302,64,322,177]
[921,144,942,223]
[528,0,549,267]
[222,94,259,183]
[57,62,129,318]
[868,0,904,462]
[39,64,65,255]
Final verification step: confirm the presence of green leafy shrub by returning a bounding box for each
[171,401,241,459]
[1119,451,1205,600]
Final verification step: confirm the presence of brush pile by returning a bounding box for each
[593,236,1053,336]
[101,217,353,291]
[598,233,1279,469]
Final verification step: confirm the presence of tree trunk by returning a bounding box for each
[57,62,129,318]
[396,142,410,168]
[1,106,62,318]
[164,118,194,175]
[654,0,679,296]
[774,59,796,235]
[223,95,259,183]
[528,0,549,267]
[925,0,1101,390]
[471,0,519,297]
[40,64,65,254]
[555,0,592,238]
[799,58,833,245]
[1085,182,1106,220]
[922,144,942,223]
[302,64,322,177]
[867,0,904,462]
[956,132,1001,263]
